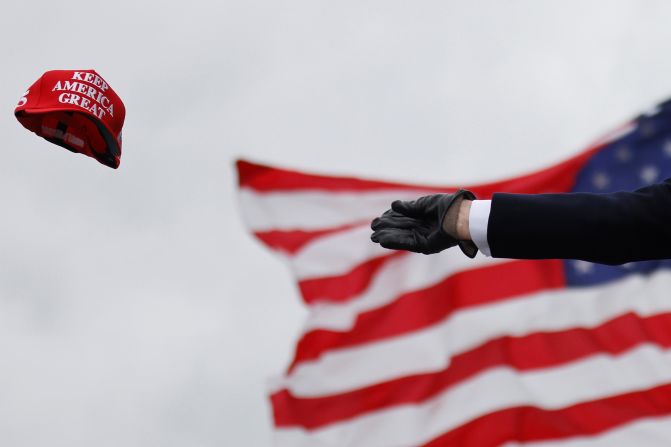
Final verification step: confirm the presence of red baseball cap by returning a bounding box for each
[15,69,126,169]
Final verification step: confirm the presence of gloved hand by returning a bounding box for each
[370,189,478,257]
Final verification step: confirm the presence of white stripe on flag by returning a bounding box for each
[293,225,390,279]
[239,188,437,231]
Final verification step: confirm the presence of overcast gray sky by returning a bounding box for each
[2,1,671,445]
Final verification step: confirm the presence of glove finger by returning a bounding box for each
[371,228,423,253]
[381,208,401,217]
[391,199,421,218]
[371,209,399,229]
[371,208,394,227]
[391,195,438,218]
[371,215,426,231]
[371,223,431,241]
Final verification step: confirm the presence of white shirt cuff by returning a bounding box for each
[468,200,492,257]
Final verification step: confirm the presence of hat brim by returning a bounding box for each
[16,107,121,169]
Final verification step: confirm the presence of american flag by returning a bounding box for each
[236,99,671,446]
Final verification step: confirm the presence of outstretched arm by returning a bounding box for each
[371,179,671,265]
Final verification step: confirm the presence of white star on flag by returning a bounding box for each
[640,165,660,184]
[592,172,610,190]
[640,122,656,137]
[663,140,671,157]
[614,145,632,162]
[572,260,595,274]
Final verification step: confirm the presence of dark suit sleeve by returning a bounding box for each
[487,178,671,265]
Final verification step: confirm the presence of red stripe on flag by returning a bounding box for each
[273,312,671,430]
[421,383,671,447]
[289,259,565,369]
[254,222,367,255]
[237,159,440,192]
[298,251,407,304]
[237,145,601,195]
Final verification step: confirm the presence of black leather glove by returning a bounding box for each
[370,189,478,257]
